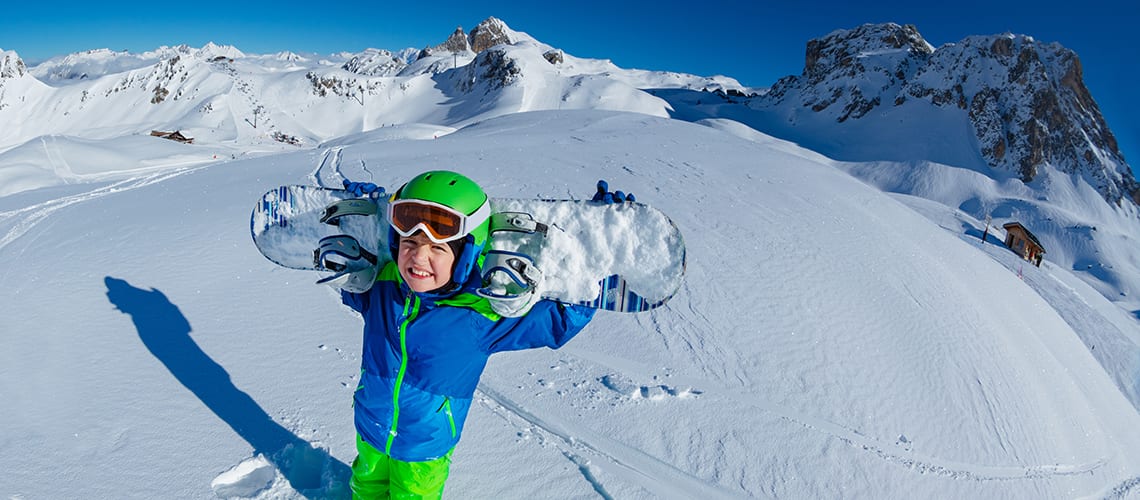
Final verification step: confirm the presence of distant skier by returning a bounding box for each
[322,171,630,498]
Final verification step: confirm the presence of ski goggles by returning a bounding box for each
[387,198,491,244]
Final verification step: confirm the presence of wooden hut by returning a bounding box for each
[150,130,194,144]
[1003,222,1045,267]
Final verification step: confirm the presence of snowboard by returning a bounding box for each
[251,185,686,312]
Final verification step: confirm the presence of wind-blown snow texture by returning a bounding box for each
[3,111,1140,499]
[2,18,1140,500]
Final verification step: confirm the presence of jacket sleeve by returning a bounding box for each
[484,301,596,354]
[341,288,368,313]
[341,262,398,313]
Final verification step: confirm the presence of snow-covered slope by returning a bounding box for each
[3,17,1140,499]
[0,18,737,194]
[2,110,1139,499]
[649,22,1140,320]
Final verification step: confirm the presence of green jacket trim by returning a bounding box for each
[377,262,500,321]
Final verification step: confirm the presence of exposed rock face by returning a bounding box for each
[1,50,27,79]
[418,17,511,61]
[342,49,406,76]
[543,50,563,65]
[768,24,933,123]
[439,26,470,53]
[760,23,1137,205]
[469,17,512,53]
[914,35,1135,204]
[458,47,521,93]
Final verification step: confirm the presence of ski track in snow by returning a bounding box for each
[310,147,346,189]
[478,345,1110,499]
[0,166,205,253]
[475,383,733,499]
[558,347,1109,488]
[42,135,73,180]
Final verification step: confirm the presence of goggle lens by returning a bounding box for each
[390,201,463,242]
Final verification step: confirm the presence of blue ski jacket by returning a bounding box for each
[341,262,595,462]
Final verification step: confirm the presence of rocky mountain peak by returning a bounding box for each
[439,26,471,53]
[914,33,1135,205]
[1,49,27,79]
[803,23,933,83]
[469,17,513,53]
[342,48,406,76]
[761,23,1137,206]
[766,23,934,123]
[419,17,512,59]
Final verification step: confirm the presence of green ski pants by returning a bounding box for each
[350,435,453,499]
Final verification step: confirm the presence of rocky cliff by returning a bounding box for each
[760,23,1137,206]
[1,49,27,79]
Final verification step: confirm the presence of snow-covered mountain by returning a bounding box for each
[2,18,1140,498]
[752,23,1135,207]
[3,19,1137,313]
[1,48,27,79]
[645,22,1140,320]
[0,17,737,163]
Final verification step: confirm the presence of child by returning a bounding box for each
[329,170,611,499]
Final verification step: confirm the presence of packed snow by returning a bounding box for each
[3,110,1140,499]
[2,26,1140,498]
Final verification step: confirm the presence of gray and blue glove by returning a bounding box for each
[314,234,379,293]
[592,179,635,203]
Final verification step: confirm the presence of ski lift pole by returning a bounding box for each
[981,214,991,244]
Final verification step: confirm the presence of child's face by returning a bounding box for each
[396,232,456,292]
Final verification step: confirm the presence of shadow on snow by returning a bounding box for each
[104,276,351,498]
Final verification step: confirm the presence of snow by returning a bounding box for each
[3,36,1140,498]
[487,198,684,303]
[3,109,1140,499]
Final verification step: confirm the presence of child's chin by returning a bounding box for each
[403,275,441,292]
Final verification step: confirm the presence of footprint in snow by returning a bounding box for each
[600,374,701,401]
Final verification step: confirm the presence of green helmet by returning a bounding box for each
[389,170,490,287]
[394,170,490,246]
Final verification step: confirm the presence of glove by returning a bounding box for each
[342,179,385,199]
[489,287,543,318]
[591,179,635,204]
[478,250,544,317]
[314,235,379,293]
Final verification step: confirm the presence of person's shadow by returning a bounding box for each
[104,277,351,498]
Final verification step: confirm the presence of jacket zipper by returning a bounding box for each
[385,292,419,454]
[436,397,457,438]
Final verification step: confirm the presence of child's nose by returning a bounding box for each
[413,243,432,261]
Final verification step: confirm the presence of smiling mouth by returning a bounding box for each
[408,267,433,279]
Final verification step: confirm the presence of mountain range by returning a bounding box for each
[1,16,1138,315]
[751,22,1135,207]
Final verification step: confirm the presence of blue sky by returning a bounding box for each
[1,0,1134,166]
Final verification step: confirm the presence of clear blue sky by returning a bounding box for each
[1,0,1134,166]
